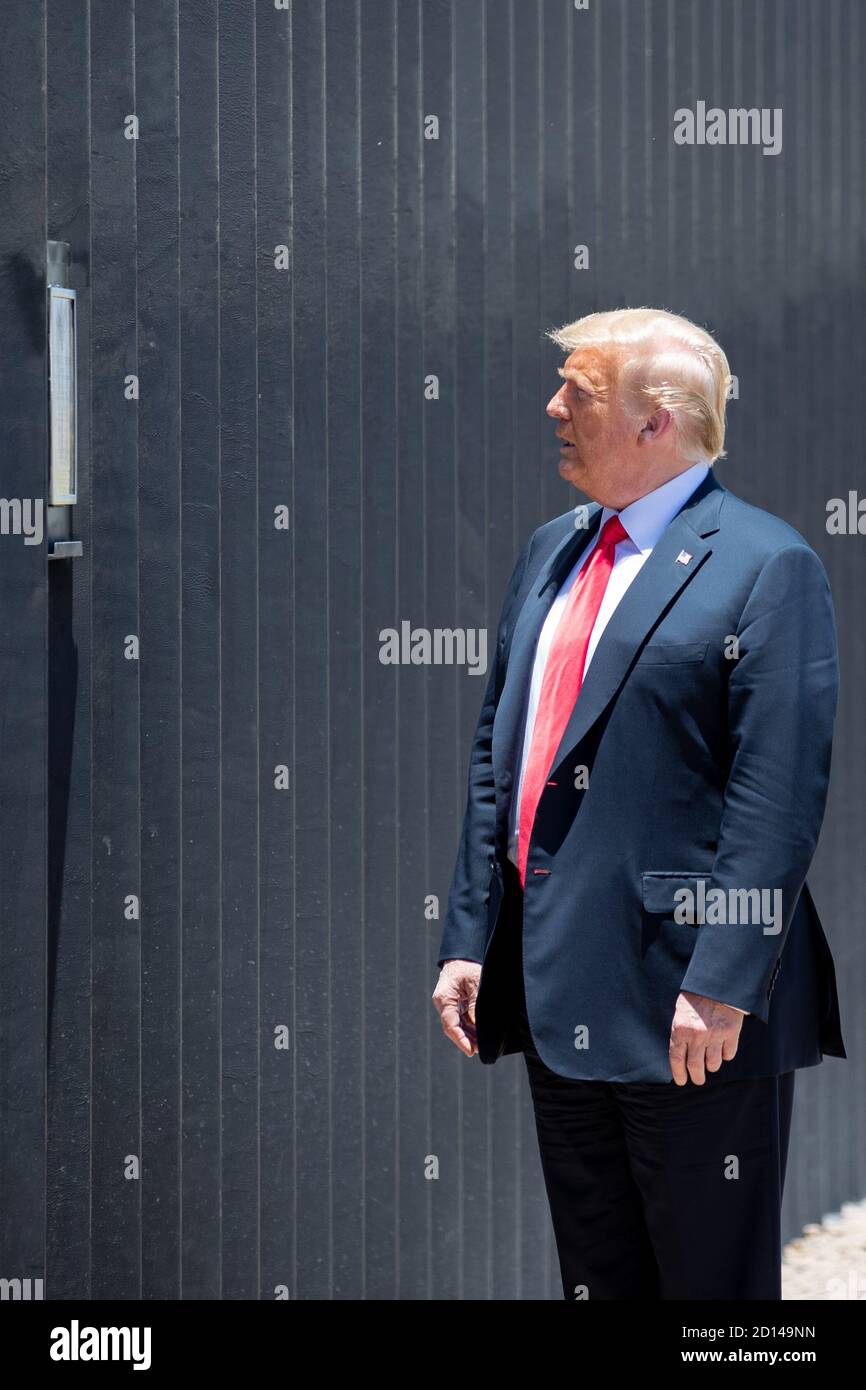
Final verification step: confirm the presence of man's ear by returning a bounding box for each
[638,407,673,442]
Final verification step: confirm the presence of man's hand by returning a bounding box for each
[669,990,745,1085]
[432,960,482,1057]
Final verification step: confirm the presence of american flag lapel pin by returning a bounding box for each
[676,550,693,566]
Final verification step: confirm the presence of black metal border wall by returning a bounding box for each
[0,0,863,1300]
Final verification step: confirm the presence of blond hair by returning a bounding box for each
[546,307,731,463]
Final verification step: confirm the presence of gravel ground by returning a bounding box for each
[782,1197,866,1299]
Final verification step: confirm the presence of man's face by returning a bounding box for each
[545,346,671,508]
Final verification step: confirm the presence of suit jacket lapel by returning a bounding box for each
[547,472,725,778]
[491,505,602,812]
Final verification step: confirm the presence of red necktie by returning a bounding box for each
[517,514,629,886]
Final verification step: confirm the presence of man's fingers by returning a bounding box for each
[670,1028,709,1084]
[670,990,746,1083]
[432,962,481,1057]
[669,1034,689,1085]
[438,1001,475,1056]
[686,1036,707,1085]
[457,998,477,1039]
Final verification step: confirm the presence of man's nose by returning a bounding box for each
[546,390,569,419]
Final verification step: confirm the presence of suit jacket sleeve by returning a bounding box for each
[436,534,535,969]
[678,543,839,1020]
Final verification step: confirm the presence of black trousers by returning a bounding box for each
[493,860,795,1301]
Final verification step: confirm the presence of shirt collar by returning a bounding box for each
[599,461,711,554]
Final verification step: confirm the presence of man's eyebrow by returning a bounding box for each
[557,368,594,389]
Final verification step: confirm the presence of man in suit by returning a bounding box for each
[432,307,845,1301]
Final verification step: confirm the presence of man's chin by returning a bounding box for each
[558,454,582,480]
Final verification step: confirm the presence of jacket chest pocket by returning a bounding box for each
[637,641,709,665]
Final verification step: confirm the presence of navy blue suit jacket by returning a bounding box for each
[437,472,846,1083]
